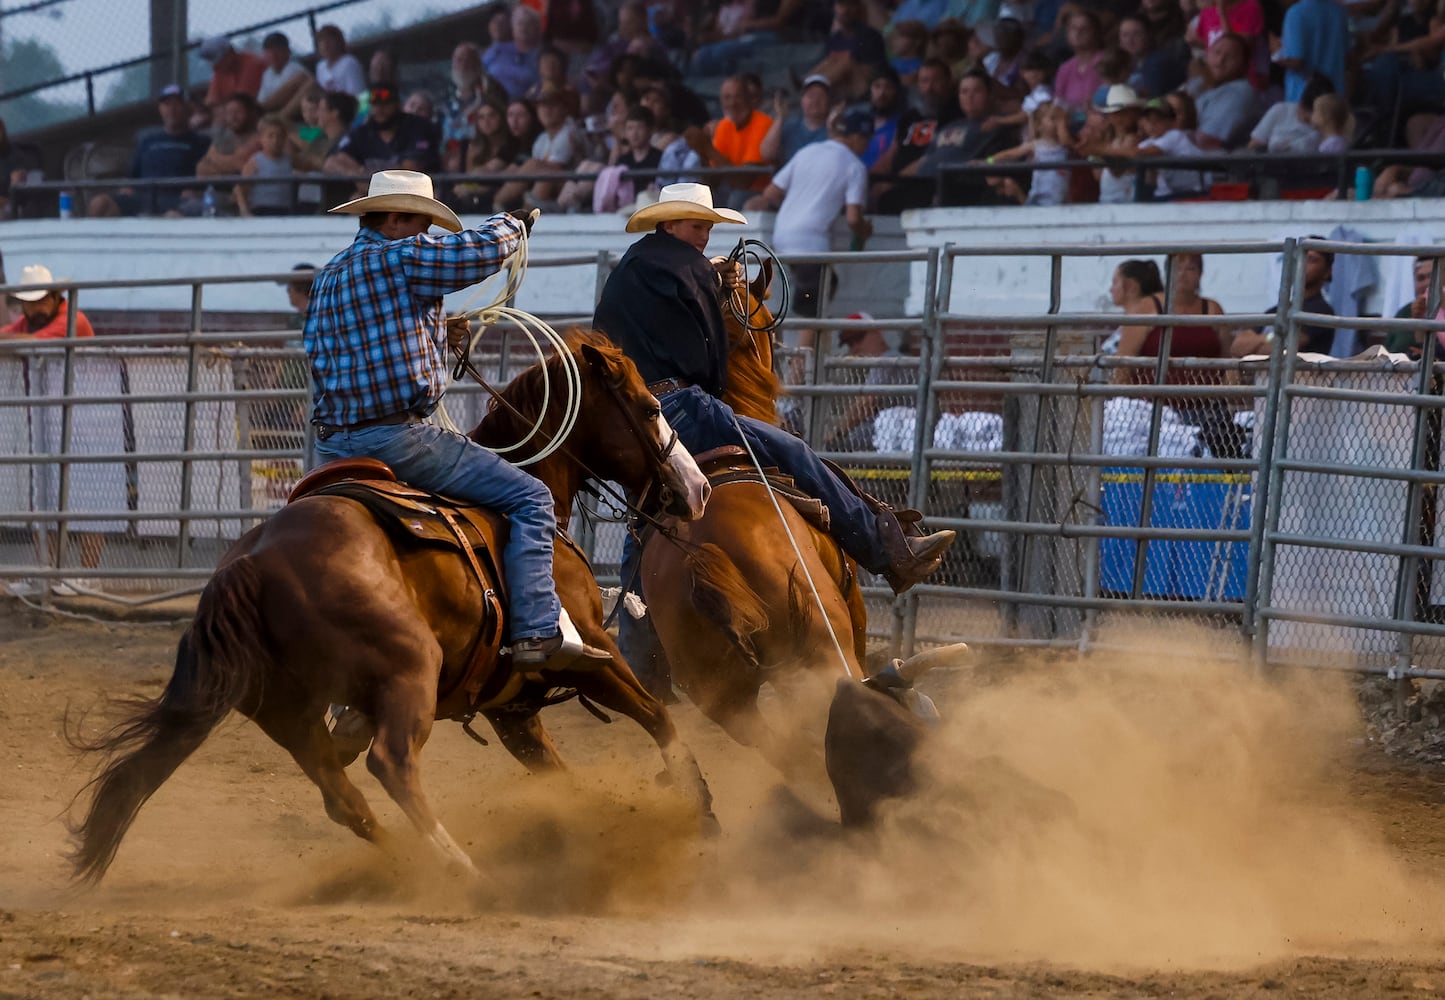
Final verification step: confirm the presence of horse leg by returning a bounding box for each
[482,708,567,773]
[249,700,387,846]
[564,662,718,834]
[365,673,481,878]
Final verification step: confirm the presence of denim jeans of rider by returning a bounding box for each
[314,421,561,641]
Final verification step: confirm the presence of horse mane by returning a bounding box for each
[469,329,633,454]
[722,290,784,427]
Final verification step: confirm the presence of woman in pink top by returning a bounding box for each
[1053,11,1107,110]
[1192,0,1268,89]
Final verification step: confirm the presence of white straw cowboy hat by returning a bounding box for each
[10,264,63,302]
[328,169,463,233]
[625,182,747,234]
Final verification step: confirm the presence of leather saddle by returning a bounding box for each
[691,445,831,533]
[287,457,516,720]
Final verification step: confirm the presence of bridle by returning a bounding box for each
[452,348,682,531]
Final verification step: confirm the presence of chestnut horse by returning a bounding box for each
[639,263,871,774]
[69,334,714,884]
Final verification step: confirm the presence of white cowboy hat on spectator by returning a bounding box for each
[328,169,463,233]
[1096,84,1142,114]
[10,264,63,302]
[625,182,747,234]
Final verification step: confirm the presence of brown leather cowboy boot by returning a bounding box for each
[876,510,956,594]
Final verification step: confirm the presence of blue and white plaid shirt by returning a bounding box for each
[304,214,524,427]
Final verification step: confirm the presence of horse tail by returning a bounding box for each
[66,557,269,884]
[684,542,771,670]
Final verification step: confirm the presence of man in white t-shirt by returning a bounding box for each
[314,24,366,97]
[749,106,874,338]
[257,32,311,117]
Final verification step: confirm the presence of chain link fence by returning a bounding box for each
[3,240,1445,677]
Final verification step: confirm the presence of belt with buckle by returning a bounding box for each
[314,410,421,440]
[646,377,692,397]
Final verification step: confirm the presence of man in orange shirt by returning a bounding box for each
[685,74,772,210]
[1,264,94,339]
[200,36,268,117]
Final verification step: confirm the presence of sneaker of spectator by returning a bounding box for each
[888,19,929,88]
[257,32,312,118]
[235,115,297,217]
[487,5,546,100]
[1191,32,1262,150]
[681,74,774,210]
[1247,73,1329,154]
[87,83,211,218]
[200,36,267,115]
[525,47,583,121]
[760,74,832,168]
[314,24,366,98]
[440,42,510,173]
[1054,10,1108,112]
[810,0,890,102]
[689,0,807,77]
[1118,12,1190,99]
[494,89,583,210]
[326,83,442,178]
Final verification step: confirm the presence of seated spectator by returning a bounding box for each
[1103,259,1165,353]
[690,0,807,77]
[1246,73,1328,153]
[823,315,914,452]
[810,0,889,101]
[760,75,832,168]
[1074,84,1146,204]
[557,88,631,210]
[452,99,523,213]
[927,18,971,81]
[1312,94,1354,153]
[545,0,601,61]
[440,42,510,173]
[1189,0,1269,90]
[525,47,583,121]
[1119,13,1189,98]
[683,74,774,209]
[505,97,543,160]
[87,85,209,218]
[494,90,583,210]
[985,102,1071,206]
[0,264,95,339]
[1383,256,1445,359]
[642,86,704,188]
[314,24,366,97]
[585,2,669,86]
[196,92,262,179]
[1140,0,1188,47]
[200,36,267,114]
[888,19,930,88]
[1192,33,1261,150]
[898,69,1018,207]
[257,32,311,117]
[569,103,663,213]
[1105,96,1206,200]
[861,66,907,172]
[982,16,1027,95]
[1054,11,1108,111]
[235,115,296,217]
[486,5,546,99]
[1374,112,1445,197]
[875,57,957,211]
[0,116,39,220]
[299,90,357,168]
[1232,243,1336,356]
[404,91,437,123]
[326,83,441,176]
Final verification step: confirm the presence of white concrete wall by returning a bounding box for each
[3,198,1442,323]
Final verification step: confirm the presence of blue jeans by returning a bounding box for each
[314,421,560,641]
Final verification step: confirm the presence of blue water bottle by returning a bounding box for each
[202,185,218,218]
[1354,166,1373,201]
[58,190,73,219]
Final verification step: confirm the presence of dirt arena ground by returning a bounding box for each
[7,602,1445,999]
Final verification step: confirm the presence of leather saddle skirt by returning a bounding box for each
[691,445,831,533]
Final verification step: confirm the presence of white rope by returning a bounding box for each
[728,413,854,679]
[435,224,584,467]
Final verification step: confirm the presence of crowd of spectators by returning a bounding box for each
[24,0,1445,222]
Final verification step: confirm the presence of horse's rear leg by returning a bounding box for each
[249,702,386,845]
[366,675,480,878]
[566,663,717,833]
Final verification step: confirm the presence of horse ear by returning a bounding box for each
[579,341,616,378]
[751,258,774,303]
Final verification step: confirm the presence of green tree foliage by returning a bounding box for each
[0,37,84,132]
